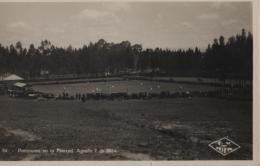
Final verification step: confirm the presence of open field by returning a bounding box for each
[33,80,217,96]
[0,94,252,160]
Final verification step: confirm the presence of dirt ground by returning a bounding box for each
[0,96,252,160]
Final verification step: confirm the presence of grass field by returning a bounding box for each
[33,80,217,96]
[0,92,252,160]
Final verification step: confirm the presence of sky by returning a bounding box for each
[0,2,252,50]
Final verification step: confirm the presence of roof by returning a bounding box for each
[3,74,24,81]
[13,82,27,88]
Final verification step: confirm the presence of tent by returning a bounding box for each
[13,82,27,88]
[3,74,24,81]
[11,82,32,94]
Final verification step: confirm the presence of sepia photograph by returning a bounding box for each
[0,0,257,164]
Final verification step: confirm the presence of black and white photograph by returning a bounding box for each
[0,0,257,163]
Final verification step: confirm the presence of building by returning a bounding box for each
[0,74,25,94]
[8,82,32,97]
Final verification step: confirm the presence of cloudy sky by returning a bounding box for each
[0,2,252,50]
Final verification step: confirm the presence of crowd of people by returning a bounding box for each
[56,87,251,102]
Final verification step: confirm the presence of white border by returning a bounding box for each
[0,0,258,166]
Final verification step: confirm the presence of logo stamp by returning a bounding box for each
[209,137,240,156]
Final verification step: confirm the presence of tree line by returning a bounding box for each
[0,29,252,80]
